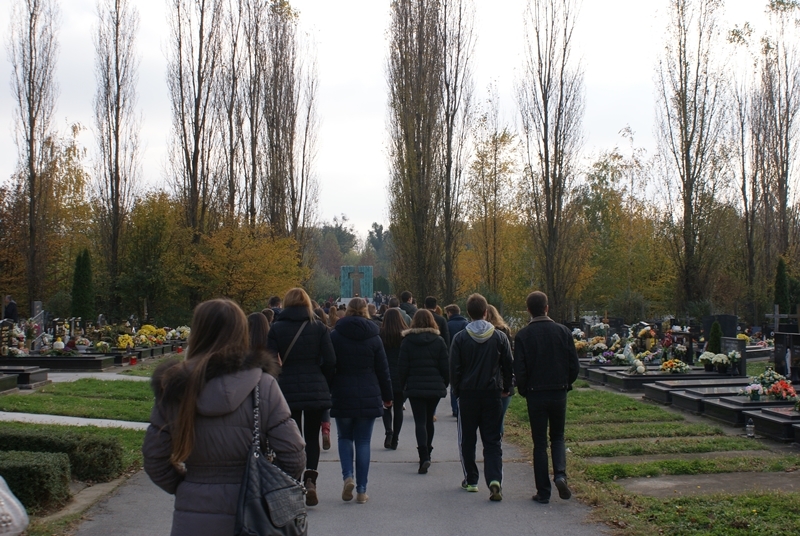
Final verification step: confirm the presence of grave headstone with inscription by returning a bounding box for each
[0,321,12,356]
[720,337,747,376]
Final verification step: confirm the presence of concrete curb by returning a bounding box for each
[38,474,131,524]
[0,411,149,430]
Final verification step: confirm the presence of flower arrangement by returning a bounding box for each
[11,326,25,345]
[712,353,730,366]
[660,359,691,374]
[572,328,585,340]
[137,325,167,346]
[75,337,91,347]
[736,333,749,341]
[740,383,764,397]
[590,342,608,354]
[7,347,27,357]
[590,354,609,365]
[167,326,191,341]
[134,334,153,348]
[574,340,588,356]
[118,334,135,349]
[766,380,797,401]
[672,344,687,359]
[23,319,40,341]
[612,353,629,365]
[752,367,787,391]
[93,341,111,353]
[591,323,609,337]
[638,327,655,339]
[697,351,716,364]
[727,350,741,363]
[628,359,646,375]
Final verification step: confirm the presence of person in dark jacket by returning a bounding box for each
[380,308,408,449]
[398,309,449,474]
[486,304,514,435]
[3,296,18,323]
[399,290,418,318]
[445,304,469,417]
[514,291,580,505]
[424,296,451,347]
[267,287,335,506]
[143,299,306,536]
[450,293,513,501]
[330,298,393,504]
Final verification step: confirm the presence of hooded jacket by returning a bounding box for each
[449,320,513,398]
[398,328,449,399]
[267,306,336,410]
[142,352,306,536]
[513,316,580,395]
[329,315,393,418]
[447,314,469,338]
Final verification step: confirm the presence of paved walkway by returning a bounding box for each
[75,399,607,535]
[0,411,149,430]
[49,372,150,383]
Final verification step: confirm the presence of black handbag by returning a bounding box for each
[234,383,308,536]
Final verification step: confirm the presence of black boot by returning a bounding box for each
[417,447,431,474]
[384,431,393,449]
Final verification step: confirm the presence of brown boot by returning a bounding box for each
[304,470,319,506]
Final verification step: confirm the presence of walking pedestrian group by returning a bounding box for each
[143,288,579,535]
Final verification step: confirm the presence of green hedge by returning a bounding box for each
[0,451,70,512]
[0,428,123,482]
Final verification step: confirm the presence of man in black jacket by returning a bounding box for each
[424,296,450,348]
[514,291,579,504]
[3,296,18,323]
[450,293,513,501]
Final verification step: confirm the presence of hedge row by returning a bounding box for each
[0,428,124,482]
[0,450,70,512]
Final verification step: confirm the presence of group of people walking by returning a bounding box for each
[143,287,580,535]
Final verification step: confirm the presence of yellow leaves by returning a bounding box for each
[192,225,308,310]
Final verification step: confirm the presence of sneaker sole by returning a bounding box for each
[342,480,355,501]
[489,483,502,501]
[555,479,572,500]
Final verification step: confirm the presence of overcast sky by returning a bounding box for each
[0,0,769,237]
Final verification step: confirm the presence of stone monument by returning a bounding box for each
[340,266,373,300]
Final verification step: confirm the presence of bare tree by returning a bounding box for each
[517,0,584,321]
[387,0,444,299]
[94,0,140,321]
[167,0,223,240]
[655,0,727,312]
[438,0,474,303]
[8,0,60,313]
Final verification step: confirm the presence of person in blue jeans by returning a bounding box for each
[513,291,580,504]
[330,298,393,504]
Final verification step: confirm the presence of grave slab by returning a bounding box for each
[704,396,797,426]
[0,366,49,389]
[643,378,750,405]
[744,407,800,441]
[0,355,116,372]
[672,386,752,414]
[0,374,18,394]
[605,369,726,392]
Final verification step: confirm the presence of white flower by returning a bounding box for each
[636,366,645,374]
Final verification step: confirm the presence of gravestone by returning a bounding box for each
[340,266,374,299]
[702,314,738,339]
[0,321,12,356]
[772,332,800,382]
[720,337,747,377]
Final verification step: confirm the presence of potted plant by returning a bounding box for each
[712,353,730,374]
[741,383,764,401]
[766,380,797,401]
[660,359,691,374]
[697,351,715,372]
[74,336,90,353]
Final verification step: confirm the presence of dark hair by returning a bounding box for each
[400,291,412,303]
[527,291,548,317]
[466,293,488,320]
[169,299,249,465]
[379,304,388,315]
[388,297,400,308]
[381,308,407,349]
[346,297,369,318]
[248,312,270,353]
[328,307,339,328]
[261,308,275,323]
[411,309,437,330]
[424,296,437,309]
[314,307,328,325]
[268,295,282,307]
[445,304,460,316]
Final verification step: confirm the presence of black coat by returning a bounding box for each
[513,317,580,395]
[329,315,393,418]
[267,306,336,410]
[383,343,403,393]
[430,311,451,348]
[3,300,18,323]
[398,328,449,399]
[447,314,469,337]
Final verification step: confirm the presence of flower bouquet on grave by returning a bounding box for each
[572,328,585,340]
[753,367,787,392]
[766,380,797,401]
[93,341,111,353]
[672,344,688,360]
[7,347,27,357]
[660,359,691,374]
[591,323,609,337]
[740,383,764,401]
[697,351,716,371]
[712,353,730,373]
[574,340,588,358]
[612,353,628,365]
[589,341,608,355]
[737,333,750,342]
[117,334,135,350]
[590,351,613,365]
[74,336,91,353]
[608,334,624,353]
[628,359,647,375]
[23,319,40,342]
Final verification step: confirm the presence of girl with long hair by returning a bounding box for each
[380,308,408,449]
[398,309,449,474]
[486,304,515,435]
[267,288,336,506]
[329,298,393,503]
[143,299,305,535]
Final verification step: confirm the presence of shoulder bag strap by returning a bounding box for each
[252,383,275,460]
[281,320,308,365]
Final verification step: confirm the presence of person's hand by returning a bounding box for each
[383,400,393,408]
[501,391,510,398]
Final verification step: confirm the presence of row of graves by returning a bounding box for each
[0,317,190,389]
[579,314,800,443]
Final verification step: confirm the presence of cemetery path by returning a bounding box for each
[74,399,609,536]
[0,410,149,430]
[49,372,150,383]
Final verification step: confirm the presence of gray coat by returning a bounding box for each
[143,356,306,536]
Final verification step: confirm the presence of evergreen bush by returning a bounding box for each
[0,450,70,512]
[71,249,95,321]
[708,321,722,354]
[774,257,790,314]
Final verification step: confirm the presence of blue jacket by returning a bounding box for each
[329,316,393,418]
[447,314,469,337]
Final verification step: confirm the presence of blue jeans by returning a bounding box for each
[525,391,568,499]
[336,417,375,494]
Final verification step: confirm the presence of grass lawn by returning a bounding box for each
[120,354,182,377]
[0,379,153,422]
[504,387,800,535]
[746,360,769,378]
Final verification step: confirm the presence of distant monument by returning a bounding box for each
[341,266,373,300]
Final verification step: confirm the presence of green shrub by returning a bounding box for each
[0,451,70,512]
[0,428,123,482]
[708,321,722,354]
